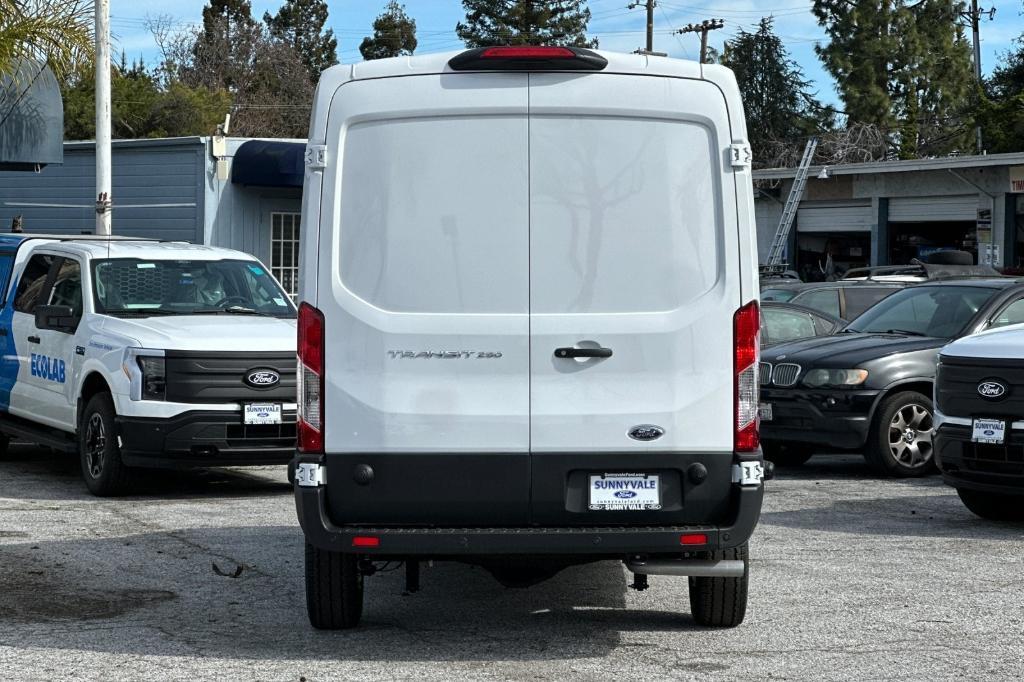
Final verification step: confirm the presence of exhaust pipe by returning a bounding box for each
[626,558,745,578]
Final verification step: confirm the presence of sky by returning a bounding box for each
[110,0,1024,106]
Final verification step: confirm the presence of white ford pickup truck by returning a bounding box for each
[0,235,297,495]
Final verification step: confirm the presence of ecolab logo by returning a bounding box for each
[30,353,66,384]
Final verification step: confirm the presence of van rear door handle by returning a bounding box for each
[27,335,40,344]
[554,346,613,359]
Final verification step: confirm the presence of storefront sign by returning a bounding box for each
[1011,166,1024,193]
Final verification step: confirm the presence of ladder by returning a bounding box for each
[765,137,818,267]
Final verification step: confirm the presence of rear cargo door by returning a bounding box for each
[320,74,531,525]
[527,74,740,523]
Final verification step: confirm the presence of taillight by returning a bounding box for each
[734,301,760,452]
[448,46,608,72]
[297,302,324,454]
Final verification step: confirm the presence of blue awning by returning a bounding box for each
[231,140,305,188]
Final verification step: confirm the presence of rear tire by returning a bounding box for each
[688,543,749,627]
[305,542,363,629]
[864,391,936,478]
[79,393,131,496]
[957,488,1024,522]
[761,442,814,468]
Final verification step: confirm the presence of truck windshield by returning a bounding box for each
[843,285,994,338]
[92,259,296,318]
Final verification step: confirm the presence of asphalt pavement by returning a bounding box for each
[1,444,1022,681]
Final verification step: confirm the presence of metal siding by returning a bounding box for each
[0,141,203,241]
[797,202,872,232]
[889,195,978,222]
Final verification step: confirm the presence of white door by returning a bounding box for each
[528,74,740,455]
[32,256,85,430]
[9,252,61,426]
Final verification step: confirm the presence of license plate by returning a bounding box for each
[589,473,660,511]
[759,403,773,421]
[244,403,282,425]
[972,418,1005,444]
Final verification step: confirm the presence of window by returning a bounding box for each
[762,308,817,345]
[0,254,14,305]
[988,298,1024,329]
[793,288,841,318]
[845,286,994,338]
[47,259,83,319]
[761,288,799,303]
[842,287,900,320]
[14,254,56,314]
[271,213,300,300]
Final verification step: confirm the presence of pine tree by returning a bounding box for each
[360,2,418,60]
[189,0,262,91]
[977,26,1024,153]
[456,0,597,48]
[264,0,338,81]
[720,18,831,165]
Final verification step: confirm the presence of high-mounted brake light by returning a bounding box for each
[734,301,760,453]
[297,302,325,454]
[448,46,608,72]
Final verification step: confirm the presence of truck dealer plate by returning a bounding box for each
[589,473,660,510]
[244,403,282,425]
[972,418,1005,444]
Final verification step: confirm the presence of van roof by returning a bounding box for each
[330,49,715,85]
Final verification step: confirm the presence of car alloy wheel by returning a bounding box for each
[887,402,933,468]
[85,413,107,478]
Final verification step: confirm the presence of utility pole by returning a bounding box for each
[628,1,656,54]
[677,19,725,64]
[960,0,996,154]
[95,0,112,236]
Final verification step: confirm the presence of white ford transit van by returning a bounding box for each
[293,46,767,629]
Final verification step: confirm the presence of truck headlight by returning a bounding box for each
[802,368,868,388]
[137,356,166,400]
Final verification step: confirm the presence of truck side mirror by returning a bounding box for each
[35,304,78,333]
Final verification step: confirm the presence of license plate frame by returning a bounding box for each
[759,402,773,422]
[971,418,1006,445]
[588,473,661,511]
[244,403,283,426]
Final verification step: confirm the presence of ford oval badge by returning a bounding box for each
[978,380,1007,400]
[629,425,664,442]
[614,490,637,499]
[245,369,280,388]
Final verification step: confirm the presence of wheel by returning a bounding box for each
[305,542,363,629]
[864,391,936,478]
[761,441,814,467]
[957,488,1024,522]
[79,393,131,496]
[688,543,749,627]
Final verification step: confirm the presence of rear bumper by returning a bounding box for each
[935,424,1024,495]
[292,452,764,557]
[118,411,296,468]
[760,387,880,450]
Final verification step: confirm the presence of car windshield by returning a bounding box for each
[92,258,296,318]
[843,285,995,338]
[761,288,799,302]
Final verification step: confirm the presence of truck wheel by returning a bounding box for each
[79,393,131,496]
[305,542,363,629]
[864,391,935,478]
[688,543,748,627]
[957,488,1024,522]
[761,442,814,467]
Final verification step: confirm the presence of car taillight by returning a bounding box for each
[297,302,324,454]
[734,301,760,452]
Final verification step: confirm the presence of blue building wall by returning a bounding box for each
[0,137,206,242]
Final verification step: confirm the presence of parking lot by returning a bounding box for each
[1,444,1022,681]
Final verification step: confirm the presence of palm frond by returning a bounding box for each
[0,0,94,81]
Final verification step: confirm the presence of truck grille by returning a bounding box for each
[164,352,296,404]
[936,356,1024,417]
[772,363,801,387]
[964,442,1024,476]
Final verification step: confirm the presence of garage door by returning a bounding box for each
[889,195,978,222]
[797,202,872,232]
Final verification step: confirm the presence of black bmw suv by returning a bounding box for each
[760,278,1024,477]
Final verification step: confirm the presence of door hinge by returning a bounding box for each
[305,144,328,170]
[296,462,325,487]
[729,143,752,169]
[732,461,764,486]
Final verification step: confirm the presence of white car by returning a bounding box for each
[0,235,297,495]
[293,47,766,629]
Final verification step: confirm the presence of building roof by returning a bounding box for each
[753,151,1024,181]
